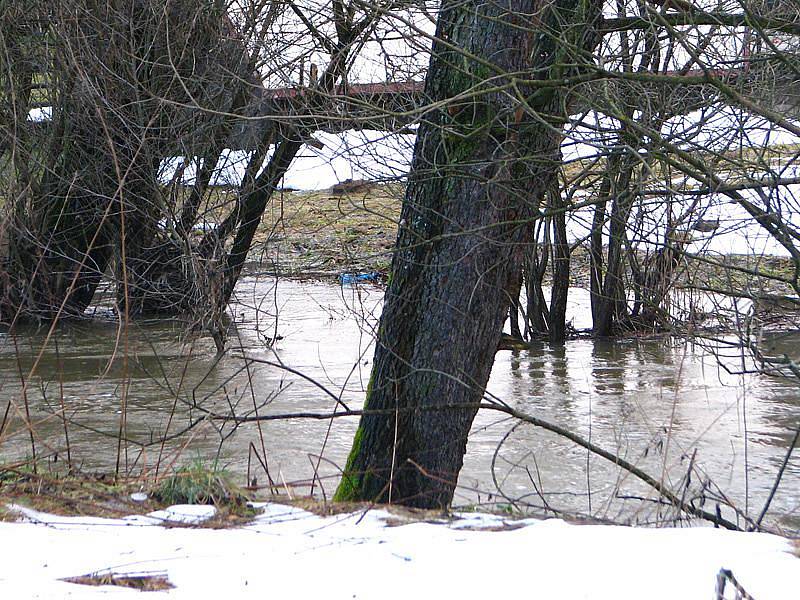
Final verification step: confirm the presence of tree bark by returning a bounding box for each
[590,145,637,337]
[336,0,600,508]
[524,233,551,337]
[549,181,570,343]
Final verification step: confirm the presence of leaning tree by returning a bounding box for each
[335,0,602,508]
[336,0,800,508]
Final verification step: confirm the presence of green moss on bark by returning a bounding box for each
[333,369,376,502]
[333,424,366,501]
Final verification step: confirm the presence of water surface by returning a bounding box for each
[0,277,797,532]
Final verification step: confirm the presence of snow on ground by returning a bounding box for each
[158,129,415,191]
[1,502,797,599]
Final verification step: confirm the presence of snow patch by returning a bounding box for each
[1,502,797,599]
[127,504,218,526]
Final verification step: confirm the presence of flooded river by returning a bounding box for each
[0,277,798,532]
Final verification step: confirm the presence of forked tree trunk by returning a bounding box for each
[336,0,600,508]
[590,146,637,336]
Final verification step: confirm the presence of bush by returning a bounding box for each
[154,461,249,507]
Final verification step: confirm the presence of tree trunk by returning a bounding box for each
[591,147,637,336]
[1,91,121,322]
[524,234,551,337]
[549,181,570,343]
[507,271,523,339]
[0,6,115,322]
[589,176,608,328]
[336,0,600,508]
[1,0,240,323]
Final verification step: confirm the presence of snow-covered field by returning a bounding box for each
[1,502,797,599]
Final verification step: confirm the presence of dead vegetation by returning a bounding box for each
[0,463,256,525]
[62,572,174,591]
[284,496,535,529]
[0,468,155,519]
[0,504,21,522]
[249,183,402,275]
[240,183,798,304]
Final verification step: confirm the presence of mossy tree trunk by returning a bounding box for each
[336,0,600,508]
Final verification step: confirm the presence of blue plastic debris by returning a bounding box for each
[339,272,380,284]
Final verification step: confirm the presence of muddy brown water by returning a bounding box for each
[0,277,798,532]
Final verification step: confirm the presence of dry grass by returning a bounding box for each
[0,505,22,522]
[681,253,797,300]
[253,184,402,276]
[185,182,402,275]
[284,497,539,529]
[0,469,155,519]
[285,497,453,523]
[0,466,261,529]
[249,183,796,298]
[62,572,173,591]
[286,496,371,516]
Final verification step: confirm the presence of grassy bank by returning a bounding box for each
[244,183,796,302]
[248,183,403,277]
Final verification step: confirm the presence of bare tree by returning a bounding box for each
[335,0,603,508]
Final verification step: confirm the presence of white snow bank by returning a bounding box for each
[1,502,797,599]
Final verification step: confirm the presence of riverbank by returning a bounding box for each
[247,182,797,304]
[249,182,403,277]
